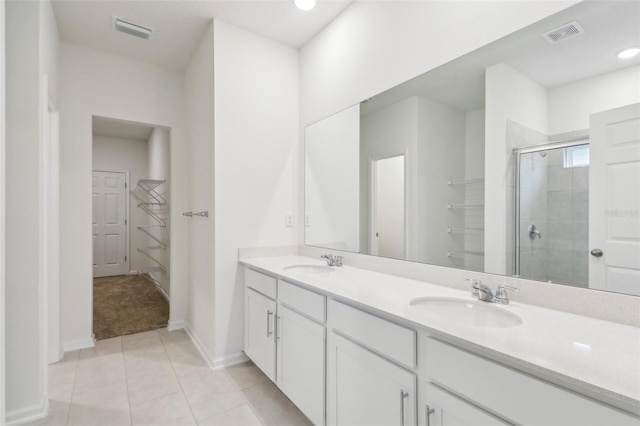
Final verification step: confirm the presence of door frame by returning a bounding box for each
[91,168,131,277]
[369,151,408,258]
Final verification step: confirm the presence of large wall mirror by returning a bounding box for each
[304,1,640,296]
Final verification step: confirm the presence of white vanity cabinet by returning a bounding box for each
[422,338,640,426]
[243,263,640,426]
[244,287,277,381]
[244,268,326,425]
[327,300,417,426]
[276,281,326,426]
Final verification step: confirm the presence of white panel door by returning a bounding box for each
[244,288,276,381]
[371,155,406,259]
[276,304,325,426]
[589,104,640,294]
[424,383,509,426]
[327,331,416,426]
[92,170,128,277]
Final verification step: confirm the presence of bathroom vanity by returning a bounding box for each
[240,255,640,426]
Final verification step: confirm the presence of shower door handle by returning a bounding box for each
[590,248,603,257]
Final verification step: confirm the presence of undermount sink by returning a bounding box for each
[409,297,522,328]
[283,264,335,274]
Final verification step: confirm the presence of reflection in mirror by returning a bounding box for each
[304,1,640,296]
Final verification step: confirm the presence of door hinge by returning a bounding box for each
[125,255,127,261]
[125,219,128,225]
[125,182,128,189]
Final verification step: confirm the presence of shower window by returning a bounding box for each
[564,145,590,168]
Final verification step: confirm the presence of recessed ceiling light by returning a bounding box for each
[617,47,640,59]
[294,0,316,11]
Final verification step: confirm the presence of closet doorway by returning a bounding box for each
[91,116,171,340]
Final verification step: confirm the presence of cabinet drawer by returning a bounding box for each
[278,280,325,323]
[245,268,276,299]
[425,338,640,425]
[328,299,416,369]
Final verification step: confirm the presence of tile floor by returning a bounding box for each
[27,328,312,426]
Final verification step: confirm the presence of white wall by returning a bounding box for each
[463,109,486,272]
[184,22,215,361]
[306,104,360,252]
[5,0,58,421]
[300,1,577,128]
[417,97,466,266]
[92,134,149,273]
[484,63,548,275]
[59,42,188,350]
[213,19,298,364]
[147,127,171,296]
[360,98,418,257]
[0,0,6,423]
[548,65,640,135]
[299,0,578,246]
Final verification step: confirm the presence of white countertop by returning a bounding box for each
[240,255,640,414]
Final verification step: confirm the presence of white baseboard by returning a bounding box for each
[6,394,48,425]
[183,322,215,369]
[212,351,249,370]
[167,319,185,331]
[62,337,95,353]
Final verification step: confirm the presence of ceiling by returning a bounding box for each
[361,0,640,116]
[93,116,156,141]
[51,0,353,70]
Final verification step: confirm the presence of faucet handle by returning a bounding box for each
[495,284,519,304]
[465,278,482,288]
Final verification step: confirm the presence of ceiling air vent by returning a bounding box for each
[112,16,154,40]
[542,21,585,44]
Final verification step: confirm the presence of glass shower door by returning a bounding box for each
[514,141,589,287]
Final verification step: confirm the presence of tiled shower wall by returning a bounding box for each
[543,148,589,287]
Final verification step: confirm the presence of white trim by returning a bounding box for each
[5,394,48,426]
[183,322,249,372]
[1,1,6,422]
[47,107,61,365]
[212,352,250,371]
[167,319,185,332]
[183,321,215,369]
[62,337,95,353]
[38,73,49,410]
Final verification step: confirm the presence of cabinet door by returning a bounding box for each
[244,288,276,381]
[327,331,416,426]
[424,383,510,426]
[276,304,325,426]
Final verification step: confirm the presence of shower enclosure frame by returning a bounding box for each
[513,136,589,279]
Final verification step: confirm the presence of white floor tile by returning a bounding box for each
[68,380,131,426]
[179,370,246,421]
[198,405,262,426]
[130,391,196,426]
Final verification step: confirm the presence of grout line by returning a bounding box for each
[64,352,81,426]
[162,330,199,425]
[221,368,267,425]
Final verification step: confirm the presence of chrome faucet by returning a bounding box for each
[469,279,494,302]
[494,284,520,305]
[321,254,343,267]
[468,279,519,305]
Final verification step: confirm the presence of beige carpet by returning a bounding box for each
[93,274,169,340]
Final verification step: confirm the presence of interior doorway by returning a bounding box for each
[370,154,406,259]
[91,116,171,339]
